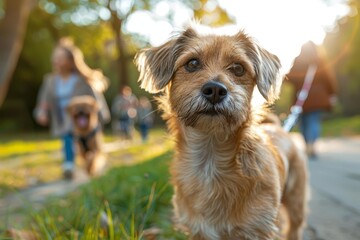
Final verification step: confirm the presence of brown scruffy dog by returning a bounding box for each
[67,95,106,176]
[135,24,308,240]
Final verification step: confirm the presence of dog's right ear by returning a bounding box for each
[135,28,197,93]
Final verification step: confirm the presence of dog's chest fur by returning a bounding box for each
[171,124,281,239]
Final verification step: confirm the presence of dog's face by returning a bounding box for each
[67,96,98,131]
[136,26,281,132]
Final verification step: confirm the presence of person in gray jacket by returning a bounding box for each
[34,38,110,179]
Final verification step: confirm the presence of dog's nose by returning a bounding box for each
[201,81,228,104]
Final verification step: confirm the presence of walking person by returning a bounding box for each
[137,96,154,143]
[286,41,337,159]
[34,38,110,179]
[111,86,138,140]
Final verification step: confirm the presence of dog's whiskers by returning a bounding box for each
[135,24,308,240]
[142,109,159,120]
[176,94,240,127]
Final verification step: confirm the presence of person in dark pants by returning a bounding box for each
[137,96,154,143]
[111,86,138,140]
[286,41,337,159]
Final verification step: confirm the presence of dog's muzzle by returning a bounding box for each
[201,81,228,105]
[74,111,90,129]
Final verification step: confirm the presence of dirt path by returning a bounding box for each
[305,137,360,240]
[0,169,90,226]
[292,134,360,240]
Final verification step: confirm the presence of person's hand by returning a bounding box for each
[329,95,338,107]
[128,108,137,119]
[37,113,49,126]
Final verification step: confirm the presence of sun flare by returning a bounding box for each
[126,0,350,73]
[219,0,350,72]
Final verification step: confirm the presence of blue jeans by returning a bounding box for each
[300,111,321,144]
[139,122,150,142]
[119,118,133,139]
[62,133,75,167]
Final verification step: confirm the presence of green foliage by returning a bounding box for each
[1,150,186,239]
[275,82,295,115]
[323,1,360,115]
[0,0,130,131]
[0,129,171,197]
[0,135,60,159]
[192,0,234,26]
[322,114,360,137]
[0,0,4,19]
[0,0,234,131]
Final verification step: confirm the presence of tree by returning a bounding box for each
[0,0,234,131]
[105,0,183,90]
[0,0,35,107]
[0,0,118,130]
[106,0,137,90]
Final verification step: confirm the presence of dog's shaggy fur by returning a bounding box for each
[67,96,106,176]
[135,25,308,240]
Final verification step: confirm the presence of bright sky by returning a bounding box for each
[125,0,351,72]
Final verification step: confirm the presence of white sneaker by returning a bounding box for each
[63,162,74,180]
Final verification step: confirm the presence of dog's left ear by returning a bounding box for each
[134,28,197,93]
[241,34,282,103]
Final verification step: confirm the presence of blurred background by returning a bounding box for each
[1,0,360,239]
[0,0,359,131]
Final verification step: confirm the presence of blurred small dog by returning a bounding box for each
[67,95,105,176]
[135,24,308,240]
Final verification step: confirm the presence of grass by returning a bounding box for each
[288,115,360,137]
[0,129,172,198]
[0,153,62,197]
[0,136,61,160]
[0,116,360,239]
[0,132,118,161]
[322,115,360,137]
[30,152,184,239]
[0,128,187,239]
[1,151,186,239]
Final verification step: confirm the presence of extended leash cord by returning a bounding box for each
[283,64,317,132]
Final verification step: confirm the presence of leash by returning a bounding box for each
[283,64,317,132]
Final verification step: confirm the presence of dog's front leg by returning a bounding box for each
[85,151,95,175]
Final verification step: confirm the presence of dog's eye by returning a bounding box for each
[185,59,201,72]
[229,63,245,77]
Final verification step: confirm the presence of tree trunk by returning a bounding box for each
[110,11,129,91]
[0,0,35,107]
[117,26,130,90]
